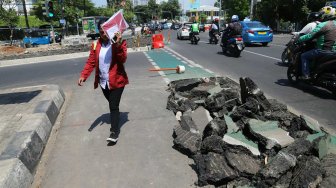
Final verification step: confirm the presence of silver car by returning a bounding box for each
[177,23,192,40]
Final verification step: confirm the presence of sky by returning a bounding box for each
[92,0,216,9]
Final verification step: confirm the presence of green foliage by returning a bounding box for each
[160,0,180,20]
[31,0,96,25]
[17,16,49,28]
[0,8,19,27]
[224,0,250,20]
[199,13,207,23]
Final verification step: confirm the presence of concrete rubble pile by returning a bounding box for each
[166,77,336,187]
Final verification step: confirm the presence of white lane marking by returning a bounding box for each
[244,50,281,61]
[165,47,204,68]
[143,51,170,84]
[269,43,286,47]
[200,40,282,61]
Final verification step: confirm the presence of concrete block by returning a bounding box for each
[33,100,59,125]
[0,158,33,188]
[45,85,65,111]
[248,119,295,148]
[19,114,52,144]
[0,131,44,173]
[191,106,212,133]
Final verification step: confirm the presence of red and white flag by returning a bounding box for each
[102,10,129,41]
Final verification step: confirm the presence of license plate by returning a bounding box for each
[236,41,243,44]
[258,31,267,35]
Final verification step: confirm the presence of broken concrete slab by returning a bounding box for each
[309,133,336,159]
[224,148,261,177]
[202,118,227,140]
[258,151,297,185]
[223,116,260,156]
[239,77,271,111]
[180,115,199,134]
[289,116,319,138]
[281,138,313,157]
[226,177,253,188]
[191,106,212,135]
[248,119,295,149]
[173,124,201,156]
[289,155,325,188]
[190,83,216,98]
[319,153,336,188]
[200,135,226,154]
[170,78,202,92]
[193,152,238,186]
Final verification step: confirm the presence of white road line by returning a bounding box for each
[244,50,281,61]
[269,43,286,47]
[144,51,171,84]
[200,40,283,61]
[165,47,203,68]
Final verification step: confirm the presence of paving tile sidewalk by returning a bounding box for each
[0,85,65,188]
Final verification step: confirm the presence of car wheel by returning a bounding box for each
[262,42,268,46]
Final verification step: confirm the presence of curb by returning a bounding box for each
[0,47,152,68]
[0,85,65,188]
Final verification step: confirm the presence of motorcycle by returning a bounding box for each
[287,42,336,96]
[190,32,200,45]
[281,34,297,65]
[220,36,245,57]
[209,31,220,44]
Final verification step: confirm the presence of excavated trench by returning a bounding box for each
[166,77,336,187]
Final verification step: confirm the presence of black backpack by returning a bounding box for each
[229,22,242,35]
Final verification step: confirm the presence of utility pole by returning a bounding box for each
[219,0,222,28]
[250,0,254,19]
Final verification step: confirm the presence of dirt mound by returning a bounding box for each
[0,46,25,55]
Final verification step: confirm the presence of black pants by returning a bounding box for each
[101,85,124,135]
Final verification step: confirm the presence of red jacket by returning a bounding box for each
[81,38,129,89]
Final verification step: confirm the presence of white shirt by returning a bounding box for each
[293,21,320,35]
[98,41,112,89]
[211,23,218,30]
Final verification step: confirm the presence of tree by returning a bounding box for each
[0,8,19,45]
[134,5,150,23]
[222,0,250,22]
[31,0,96,25]
[160,0,180,20]
[148,0,159,19]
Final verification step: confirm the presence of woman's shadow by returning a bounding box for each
[88,112,129,132]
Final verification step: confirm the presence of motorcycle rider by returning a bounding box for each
[296,6,336,80]
[209,18,219,42]
[189,19,200,40]
[221,15,242,47]
[292,12,323,35]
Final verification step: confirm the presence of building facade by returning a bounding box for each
[186,5,220,22]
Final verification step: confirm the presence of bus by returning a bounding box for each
[82,16,108,40]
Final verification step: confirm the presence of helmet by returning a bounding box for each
[231,15,239,22]
[320,6,336,21]
[214,18,219,22]
[307,12,322,22]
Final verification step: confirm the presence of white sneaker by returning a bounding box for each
[106,132,118,143]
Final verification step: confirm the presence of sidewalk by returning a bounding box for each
[0,85,65,188]
[31,52,198,187]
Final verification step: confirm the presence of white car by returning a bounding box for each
[177,23,192,40]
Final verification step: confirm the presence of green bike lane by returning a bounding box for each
[144,48,214,82]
